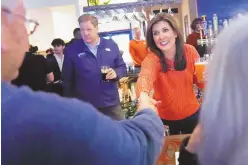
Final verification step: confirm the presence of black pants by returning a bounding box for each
[161,110,199,135]
[98,104,125,121]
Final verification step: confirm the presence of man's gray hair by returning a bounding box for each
[198,14,248,165]
[78,14,98,27]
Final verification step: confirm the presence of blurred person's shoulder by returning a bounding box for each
[99,38,121,56]
[184,44,195,51]
[184,44,198,60]
[32,55,47,65]
[22,53,45,64]
[65,39,85,53]
[139,50,160,69]
[145,50,160,62]
[186,32,194,39]
[35,54,46,59]
[46,53,54,58]
[129,39,135,45]
[101,37,118,47]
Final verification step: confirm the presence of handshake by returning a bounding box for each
[137,92,161,114]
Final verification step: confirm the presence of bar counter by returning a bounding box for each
[157,134,190,165]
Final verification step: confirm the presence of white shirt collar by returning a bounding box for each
[54,53,64,58]
[54,54,64,71]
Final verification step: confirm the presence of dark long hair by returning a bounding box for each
[146,13,186,72]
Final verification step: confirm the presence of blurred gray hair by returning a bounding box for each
[198,15,248,165]
[133,26,140,31]
[132,26,140,35]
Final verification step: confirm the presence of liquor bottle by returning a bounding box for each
[219,19,223,28]
[202,15,208,36]
[213,14,218,37]
[208,24,213,40]
[237,13,243,18]
[223,19,228,29]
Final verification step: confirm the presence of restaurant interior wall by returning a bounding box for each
[27,8,55,51]
[181,0,191,40]
[23,0,78,9]
[24,0,87,52]
[27,5,78,51]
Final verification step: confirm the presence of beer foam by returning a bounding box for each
[195,62,208,65]
[101,69,108,73]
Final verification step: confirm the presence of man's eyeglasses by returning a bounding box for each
[2,7,39,35]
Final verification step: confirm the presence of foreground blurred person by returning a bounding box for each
[1,1,164,165]
[136,13,200,134]
[178,15,248,165]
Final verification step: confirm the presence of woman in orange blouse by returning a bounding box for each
[136,13,200,135]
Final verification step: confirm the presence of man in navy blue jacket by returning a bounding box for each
[62,14,127,120]
[2,1,164,165]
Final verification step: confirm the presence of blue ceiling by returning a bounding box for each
[197,0,248,19]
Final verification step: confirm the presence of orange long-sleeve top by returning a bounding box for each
[129,40,148,66]
[136,44,200,120]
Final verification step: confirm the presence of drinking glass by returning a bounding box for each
[101,66,110,82]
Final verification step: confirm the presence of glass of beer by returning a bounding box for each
[195,60,207,83]
[101,66,109,82]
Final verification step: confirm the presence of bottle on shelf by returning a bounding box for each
[208,24,213,40]
[237,13,243,18]
[201,15,208,36]
[164,125,170,136]
[213,14,219,37]
[219,25,223,33]
[219,19,223,26]
[199,28,203,40]
[223,19,228,29]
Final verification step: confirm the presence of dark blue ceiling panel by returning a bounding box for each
[197,0,248,19]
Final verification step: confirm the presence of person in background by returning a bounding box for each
[178,14,248,165]
[2,1,164,165]
[73,28,81,39]
[66,28,82,47]
[46,48,54,55]
[186,18,206,57]
[46,38,65,96]
[12,45,54,91]
[29,45,39,54]
[186,18,203,48]
[120,50,124,57]
[62,14,127,120]
[129,26,148,68]
[136,13,200,135]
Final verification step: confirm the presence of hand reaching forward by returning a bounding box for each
[137,92,161,114]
